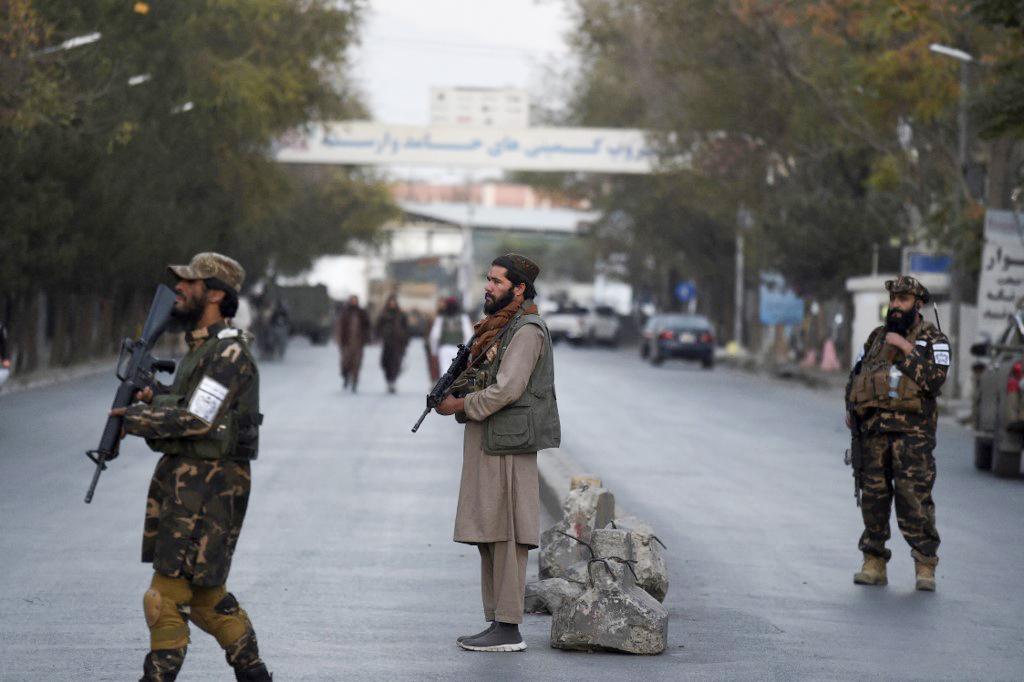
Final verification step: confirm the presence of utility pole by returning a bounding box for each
[735,205,752,348]
[929,42,973,399]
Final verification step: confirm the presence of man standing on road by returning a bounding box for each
[375,294,409,393]
[0,318,10,389]
[336,294,371,392]
[435,254,560,652]
[845,276,950,591]
[110,252,270,681]
[429,296,473,377]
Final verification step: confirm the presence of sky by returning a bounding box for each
[349,0,575,127]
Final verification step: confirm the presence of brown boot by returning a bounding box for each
[853,553,888,586]
[915,561,936,591]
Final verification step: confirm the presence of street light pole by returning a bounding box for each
[929,42,973,399]
[735,205,752,348]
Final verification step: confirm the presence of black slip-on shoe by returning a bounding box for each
[458,623,526,652]
[455,622,496,645]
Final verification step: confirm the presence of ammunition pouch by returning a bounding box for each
[849,369,923,417]
[148,411,263,461]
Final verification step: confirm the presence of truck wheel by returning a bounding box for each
[701,354,714,369]
[973,438,992,470]
[650,352,664,366]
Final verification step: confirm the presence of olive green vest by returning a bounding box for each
[482,313,561,455]
[147,328,261,460]
[848,320,931,416]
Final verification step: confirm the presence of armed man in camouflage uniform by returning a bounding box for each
[110,253,270,681]
[845,276,950,591]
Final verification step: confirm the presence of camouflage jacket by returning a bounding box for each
[123,321,258,450]
[845,317,950,435]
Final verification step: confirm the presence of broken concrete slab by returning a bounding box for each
[607,516,669,602]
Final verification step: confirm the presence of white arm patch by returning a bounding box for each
[187,376,229,424]
[933,350,951,366]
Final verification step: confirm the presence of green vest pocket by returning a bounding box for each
[484,405,535,455]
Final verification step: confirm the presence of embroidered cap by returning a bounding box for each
[885,275,930,304]
[493,253,540,284]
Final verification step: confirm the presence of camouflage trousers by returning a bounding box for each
[143,455,251,587]
[858,431,940,565]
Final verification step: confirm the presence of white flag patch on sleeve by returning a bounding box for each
[933,349,951,366]
[188,376,229,424]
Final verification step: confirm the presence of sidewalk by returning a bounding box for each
[0,357,113,396]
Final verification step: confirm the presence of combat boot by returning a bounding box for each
[853,553,888,586]
[914,561,936,591]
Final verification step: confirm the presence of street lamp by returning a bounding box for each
[928,42,974,399]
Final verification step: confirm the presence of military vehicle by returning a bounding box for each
[971,310,1024,477]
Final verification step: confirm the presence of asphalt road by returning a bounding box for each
[0,337,1021,681]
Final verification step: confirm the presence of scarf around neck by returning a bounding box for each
[470,298,538,361]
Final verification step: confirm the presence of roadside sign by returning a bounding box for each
[675,280,696,303]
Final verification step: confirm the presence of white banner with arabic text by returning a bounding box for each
[978,209,1024,342]
[273,122,660,174]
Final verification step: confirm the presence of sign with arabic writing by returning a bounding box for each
[977,209,1024,342]
[273,122,659,174]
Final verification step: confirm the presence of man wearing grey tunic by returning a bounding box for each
[436,254,560,652]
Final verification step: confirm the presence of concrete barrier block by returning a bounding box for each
[549,528,669,655]
[524,578,584,615]
[607,516,669,602]
[550,584,668,655]
[538,485,616,579]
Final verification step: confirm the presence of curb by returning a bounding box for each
[537,447,627,520]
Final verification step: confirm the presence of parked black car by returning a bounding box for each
[645,314,715,368]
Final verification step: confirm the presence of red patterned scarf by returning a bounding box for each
[470,298,538,361]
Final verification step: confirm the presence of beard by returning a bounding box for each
[885,306,916,334]
[483,289,515,315]
[169,296,204,331]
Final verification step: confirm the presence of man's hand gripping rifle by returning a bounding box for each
[84,284,178,503]
[411,343,471,433]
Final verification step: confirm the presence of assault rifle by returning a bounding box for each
[844,410,864,507]
[84,284,178,503]
[411,343,471,433]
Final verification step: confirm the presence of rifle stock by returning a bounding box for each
[84,284,178,503]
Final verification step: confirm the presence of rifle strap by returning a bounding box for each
[462,309,525,375]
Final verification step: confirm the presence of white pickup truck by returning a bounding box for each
[546,304,621,346]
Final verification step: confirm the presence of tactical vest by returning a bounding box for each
[147,328,262,460]
[439,315,464,346]
[848,321,931,416]
[481,313,561,455]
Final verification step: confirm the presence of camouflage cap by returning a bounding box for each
[168,252,245,294]
[885,275,930,304]
[492,253,540,284]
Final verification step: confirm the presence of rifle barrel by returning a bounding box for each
[411,406,431,433]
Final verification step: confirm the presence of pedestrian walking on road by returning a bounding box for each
[845,276,949,591]
[0,319,10,389]
[335,295,370,392]
[429,295,473,377]
[109,252,270,681]
[376,294,409,393]
[435,254,560,652]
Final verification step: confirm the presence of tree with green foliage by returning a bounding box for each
[0,0,396,369]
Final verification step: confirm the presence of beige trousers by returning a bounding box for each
[478,541,529,624]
